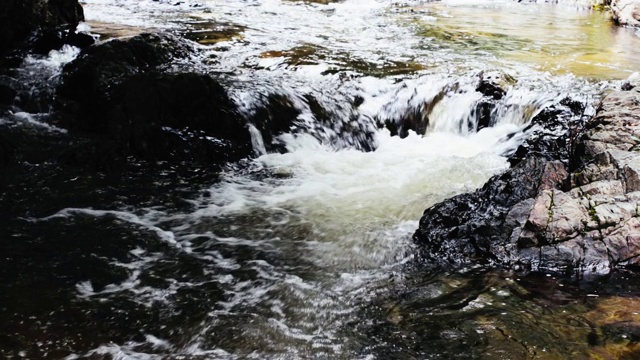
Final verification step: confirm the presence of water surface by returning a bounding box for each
[3,0,640,358]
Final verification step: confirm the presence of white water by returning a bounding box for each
[29,0,640,358]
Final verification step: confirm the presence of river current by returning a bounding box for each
[3,0,640,359]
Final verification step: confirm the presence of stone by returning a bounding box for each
[0,0,84,54]
[0,84,17,106]
[32,30,95,54]
[414,84,640,275]
[476,70,516,100]
[621,72,640,91]
[56,33,253,168]
[611,0,640,28]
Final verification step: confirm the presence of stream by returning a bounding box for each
[3,0,640,359]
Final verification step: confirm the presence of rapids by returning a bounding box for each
[3,0,640,359]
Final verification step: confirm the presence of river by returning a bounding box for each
[3,0,640,358]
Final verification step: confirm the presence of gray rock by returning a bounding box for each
[414,82,640,275]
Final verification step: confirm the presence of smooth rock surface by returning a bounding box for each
[414,85,640,274]
[57,33,252,168]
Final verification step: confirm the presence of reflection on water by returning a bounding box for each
[359,268,640,359]
[406,0,640,79]
[80,0,640,79]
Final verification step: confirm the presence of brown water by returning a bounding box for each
[406,0,640,79]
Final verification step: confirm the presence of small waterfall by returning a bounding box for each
[233,71,590,159]
[248,123,267,156]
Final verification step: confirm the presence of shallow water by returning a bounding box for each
[3,0,640,358]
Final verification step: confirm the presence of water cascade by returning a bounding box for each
[2,0,640,358]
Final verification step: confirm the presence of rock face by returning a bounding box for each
[57,33,252,168]
[0,0,84,54]
[414,85,640,275]
[611,0,640,27]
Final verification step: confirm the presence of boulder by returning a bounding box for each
[414,85,640,275]
[57,33,252,168]
[611,0,640,27]
[0,0,84,54]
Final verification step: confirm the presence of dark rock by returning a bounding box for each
[413,90,640,275]
[32,30,95,54]
[57,33,252,168]
[378,85,448,138]
[0,132,15,167]
[508,97,586,167]
[58,33,194,116]
[473,71,518,132]
[250,93,300,153]
[381,107,429,138]
[0,0,84,55]
[250,92,377,153]
[0,84,17,106]
[476,70,516,100]
[414,157,563,269]
[64,32,95,49]
[621,72,640,91]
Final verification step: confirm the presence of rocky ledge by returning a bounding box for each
[414,76,640,275]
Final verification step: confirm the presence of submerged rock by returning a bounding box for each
[475,70,517,131]
[0,0,85,55]
[57,33,252,168]
[476,70,516,100]
[414,86,640,275]
[611,0,640,27]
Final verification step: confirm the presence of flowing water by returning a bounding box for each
[3,0,640,359]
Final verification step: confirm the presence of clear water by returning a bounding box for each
[4,0,640,358]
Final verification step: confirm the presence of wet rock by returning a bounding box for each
[621,72,640,91]
[0,84,17,107]
[0,0,85,55]
[249,94,300,153]
[414,86,640,275]
[32,30,95,54]
[250,92,377,152]
[58,32,195,110]
[57,33,252,167]
[474,71,517,131]
[380,107,430,138]
[377,84,449,138]
[508,97,585,166]
[611,0,640,27]
[476,70,516,100]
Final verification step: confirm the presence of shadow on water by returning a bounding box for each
[350,266,640,359]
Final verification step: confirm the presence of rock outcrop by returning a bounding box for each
[57,33,253,168]
[414,83,640,275]
[611,0,640,27]
[0,0,85,55]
